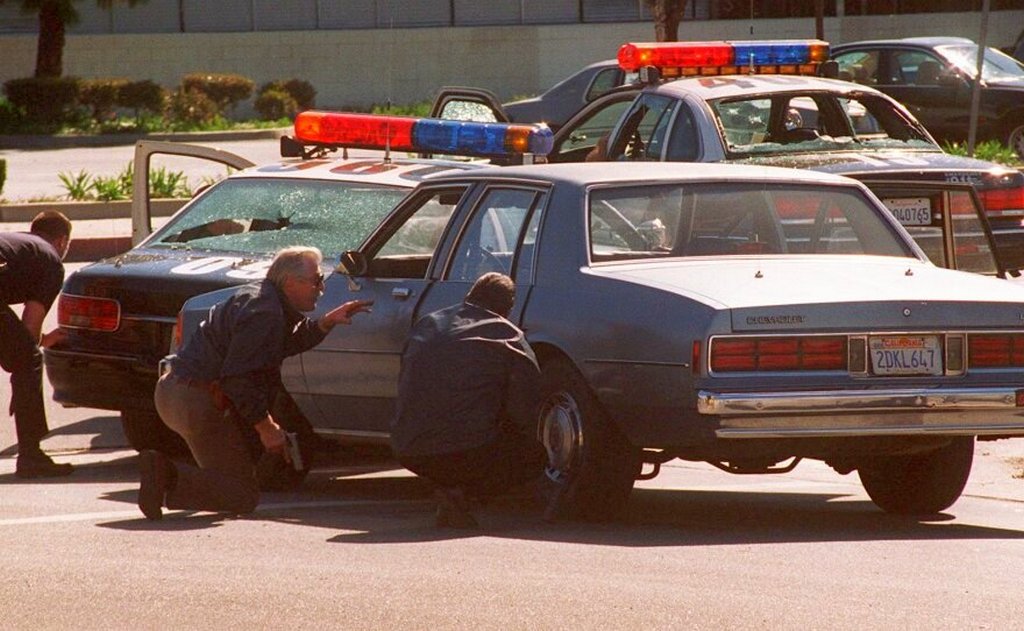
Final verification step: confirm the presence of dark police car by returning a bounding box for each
[44,113,553,453]
[436,40,1024,270]
[831,37,1024,160]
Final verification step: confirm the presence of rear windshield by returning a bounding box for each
[145,178,408,256]
[589,182,914,262]
[708,92,936,157]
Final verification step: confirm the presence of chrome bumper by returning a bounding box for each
[697,387,1024,439]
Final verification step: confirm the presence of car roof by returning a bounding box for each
[428,161,861,188]
[834,37,974,49]
[647,74,886,101]
[226,155,486,187]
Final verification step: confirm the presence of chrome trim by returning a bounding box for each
[43,348,140,363]
[717,425,1024,439]
[584,358,689,368]
[122,315,178,324]
[316,428,390,439]
[697,387,1019,415]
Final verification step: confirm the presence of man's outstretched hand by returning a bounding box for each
[319,299,374,332]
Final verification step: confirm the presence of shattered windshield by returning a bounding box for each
[710,92,937,157]
[146,178,408,255]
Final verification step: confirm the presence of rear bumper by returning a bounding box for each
[44,347,158,412]
[697,387,1024,439]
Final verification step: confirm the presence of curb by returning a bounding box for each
[0,127,289,150]
[0,198,185,222]
[67,236,131,263]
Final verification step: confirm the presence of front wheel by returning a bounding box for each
[858,437,974,515]
[539,359,640,521]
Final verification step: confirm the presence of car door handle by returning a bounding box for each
[392,287,412,300]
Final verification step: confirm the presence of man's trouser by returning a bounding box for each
[154,373,259,514]
[0,304,48,451]
[399,429,547,499]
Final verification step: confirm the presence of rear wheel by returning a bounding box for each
[858,437,974,515]
[1006,120,1024,161]
[539,359,640,521]
[120,409,190,457]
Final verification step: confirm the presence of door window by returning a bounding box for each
[447,187,545,282]
[609,94,679,161]
[368,187,468,279]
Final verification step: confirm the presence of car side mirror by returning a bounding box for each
[337,250,367,276]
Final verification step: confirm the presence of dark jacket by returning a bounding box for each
[391,301,540,458]
[0,232,63,309]
[170,279,325,424]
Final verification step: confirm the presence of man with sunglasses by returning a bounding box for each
[138,246,372,520]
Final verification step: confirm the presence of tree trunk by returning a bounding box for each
[815,0,825,40]
[35,1,66,78]
[649,0,688,42]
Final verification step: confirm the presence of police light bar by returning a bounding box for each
[617,40,830,77]
[293,111,554,158]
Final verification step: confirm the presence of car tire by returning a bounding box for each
[858,437,974,515]
[120,409,191,457]
[1007,119,1024,161]
[538,359,640,521]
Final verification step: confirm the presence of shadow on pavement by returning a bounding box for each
[0,413,126,458]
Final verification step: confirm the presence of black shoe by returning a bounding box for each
[138,450,173,520]
[15,451,74,479]
[434,488,479,529]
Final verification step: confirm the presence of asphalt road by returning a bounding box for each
[0,266,1023,628]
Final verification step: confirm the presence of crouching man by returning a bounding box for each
[391,273,547,528]
[138,246,372,520]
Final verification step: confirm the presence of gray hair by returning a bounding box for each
[266,246,322,289]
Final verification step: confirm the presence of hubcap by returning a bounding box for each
[540,391,583,478]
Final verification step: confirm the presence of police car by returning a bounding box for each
[44,112,553,453]
[177,160,1024,519]
[436,40,1024,270]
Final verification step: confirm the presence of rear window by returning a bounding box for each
[146,178,408,256]
[709,92,936,157]
[589,182,914,262]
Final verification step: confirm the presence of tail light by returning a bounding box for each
[968,333,1024,368]
[710,335,847,373]
[58,294,120,332]
[172,310,184,351]
[978,185,1024,218]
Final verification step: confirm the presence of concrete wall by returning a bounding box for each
[0,11,1021,111]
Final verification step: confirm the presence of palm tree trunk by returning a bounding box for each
[35,0,65,78]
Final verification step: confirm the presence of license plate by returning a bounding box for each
[869,335,943,376]
[883,198,932,226]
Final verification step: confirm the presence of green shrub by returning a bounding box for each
[79,78,129,121]
[260,78,316,110]
[254,88,299,121]
[943,140,1022,167]
[371,100,432,117]
[0,97,19,134]
[181,72,254,113]
[0,158,6,197]
[149,165,191,198]
[3,76,79,126]
[168,88,221,126]
[118,80,166,118]
[58,169,93,201]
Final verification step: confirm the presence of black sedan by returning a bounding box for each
[831,37,1024,159]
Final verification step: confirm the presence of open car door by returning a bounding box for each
[131,140,256,246]
[429,86,511,123]
[865,181,1013,278]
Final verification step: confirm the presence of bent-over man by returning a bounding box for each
[139,246,371,519]
[392,272,546,528]
[1,211,74,478]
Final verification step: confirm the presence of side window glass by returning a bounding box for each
[664,105,699,161]
[713,98,771,149]
[552,99,631,163]
[512,192,547,282]
[447,188,540,282]
[371,187,467,279]
[610,94,678,161]
[892,51,943,86]
[586,69,623,101]
[834,50,880,85]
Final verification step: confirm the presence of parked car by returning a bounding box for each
[177,161,1024,520]
[44,112,552,453]
[433,40,1024,270]
[501,59,632,131]
[831,37,1024,159]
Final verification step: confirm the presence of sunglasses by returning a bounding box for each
[302,271,325,286]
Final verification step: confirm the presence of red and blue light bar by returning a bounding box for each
[293,111,554,158]
[617,40,830,76]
